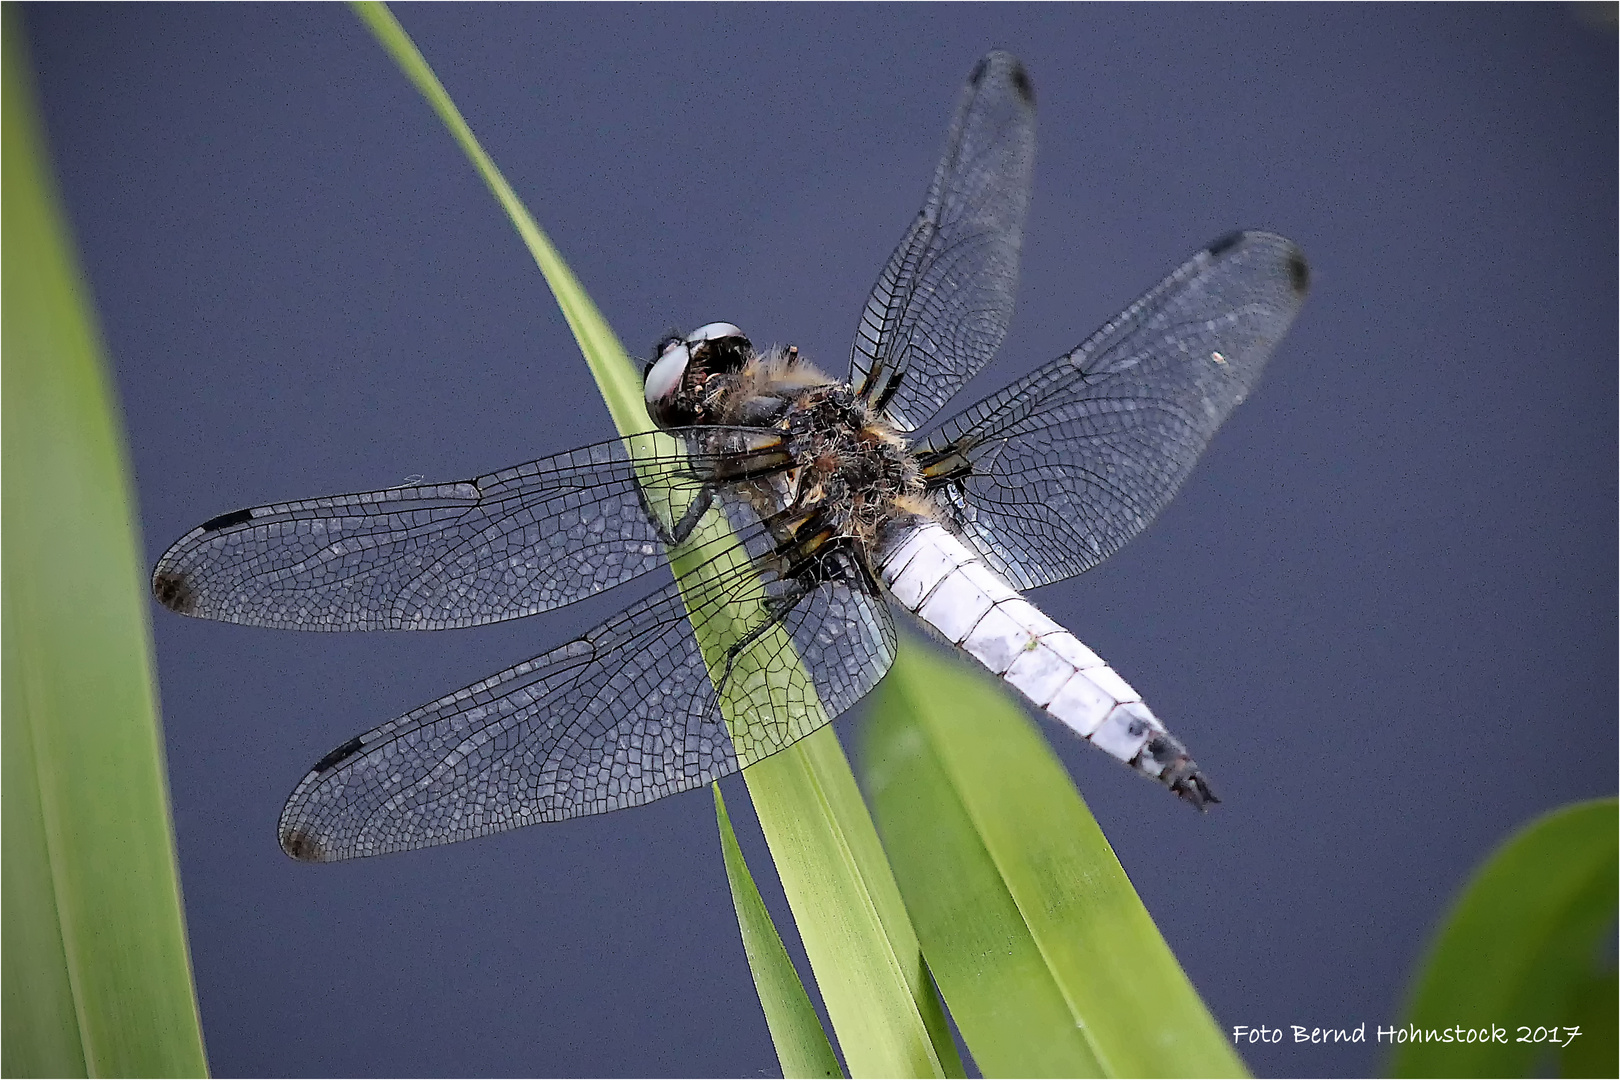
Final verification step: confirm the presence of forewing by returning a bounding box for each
[920,232,1310,590]
[277,541,896,861]
[151,428,786,630]
[848,50,1036,432]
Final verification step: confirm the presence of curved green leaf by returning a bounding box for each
[1390,797,1617,1079]
[715,786,843,1079]
[862,638,1247,1079]
[744,732,964,1078]
[2,14,208,1077]
[346,1,646,431]
[1559,967,1617,1079]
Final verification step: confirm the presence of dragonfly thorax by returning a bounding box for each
[657,327,927,553]
[771,382,925,549]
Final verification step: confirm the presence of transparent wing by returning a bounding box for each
[276,537,896,861]
[151,428,789,631]
[848,50,1036,432]
[919,232,1310,590]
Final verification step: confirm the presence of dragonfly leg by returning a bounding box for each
[871,369,906,415]
[634,478,724,546]
[712,579,812,698]
[847,543,888,598]
[638,437,797,546]
[711,544,868,697]
[662,484,716,545]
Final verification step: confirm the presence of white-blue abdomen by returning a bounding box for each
[876,518,1174,774]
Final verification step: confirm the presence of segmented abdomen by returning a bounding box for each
[876,518,1178,779]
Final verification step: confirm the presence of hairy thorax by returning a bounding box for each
[703,348,926,552]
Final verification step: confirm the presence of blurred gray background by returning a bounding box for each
[25,4,1616,1077]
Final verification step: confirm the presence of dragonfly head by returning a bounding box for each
[643,322,752,427]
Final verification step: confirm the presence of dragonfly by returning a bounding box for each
[152,52,1308,862]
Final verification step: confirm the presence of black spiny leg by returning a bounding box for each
[636,481,717,546]
[634,439,795,546]
[850,544,889,599]
[710,543,868,698]
[871,369,906,416]
[711,579,812,698]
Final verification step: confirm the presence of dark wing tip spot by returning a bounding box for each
[969,52,1035,105]
[280,826,327,862]
[1286,248,1311,297]
[313,735,365,774]
[1009,61,1035,105]
[201,507,254,533]
[1207,230,1246,257]
[152,569,197,615]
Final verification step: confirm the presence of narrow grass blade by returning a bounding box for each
[1,17,209,1078]
[1390,797,1617,1079]
[351,7,961,1074]
[746,733,965,1078]
[348,1,646,430]
[862,639,1249,1079]
[715,786,844,1079]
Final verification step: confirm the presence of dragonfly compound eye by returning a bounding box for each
[646,335,684,376]
[683,321,745,345]
[684,322,752,376]
[643,339,691,419]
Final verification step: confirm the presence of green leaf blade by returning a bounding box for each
[2,15,209,1077]
[746,733,965,1078]
[347,1,648,429]
[715,785,844,1079]
[863,683,1104,1078]
[1391,797,1618,1079]
[1560,968,1617,1078]
[862,639,1248,1079]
